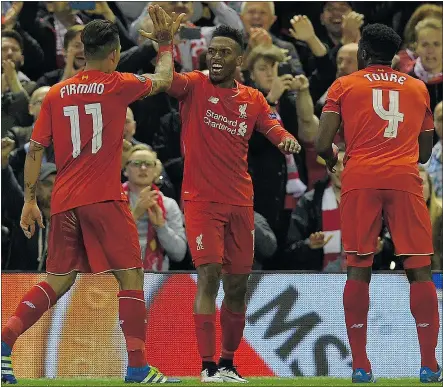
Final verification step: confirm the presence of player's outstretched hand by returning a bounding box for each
[138,5,185,44]
[308,232,333,250]
[278,137,301,154]
[20,201,44,239]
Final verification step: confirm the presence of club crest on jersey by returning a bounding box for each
[238,103,248,119]
[134,74,147,82]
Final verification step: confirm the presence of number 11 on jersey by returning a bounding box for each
[63,103,104,158]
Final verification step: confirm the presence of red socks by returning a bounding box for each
[2,282,57,348]
[220,303,245,360]
[410,281,440,371]
[343,279,371,372]
[118,290,147,368]
[194,313,216,362]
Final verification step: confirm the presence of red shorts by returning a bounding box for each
[341,189,433,268]
[46,201,142,275]
[183,201,254,274]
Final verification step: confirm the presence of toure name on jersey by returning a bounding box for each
[204,109,248,137]
[60,83,105,98]
[363,72,407,85]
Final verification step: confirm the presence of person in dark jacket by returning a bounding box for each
[284,147,395,271]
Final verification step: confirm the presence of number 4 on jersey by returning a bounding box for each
[63,103,103,158]
[372,89,404,138]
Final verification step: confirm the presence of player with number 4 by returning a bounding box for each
[2,5,186,385]
[316,24,441,384]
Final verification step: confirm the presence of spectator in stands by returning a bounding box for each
[426,101,442,198]
[397,3,442,74]
[123,145,187,271]
[432,212,442,270]
[130,1,242,72]
[313,42,358,116]
[36,24,85,87]
[246,45,321,263]
[1,2,45,81]
[9,86,50,148]
[284,145,394,271]
[2,155,56,271]
[409,18,442,112]
[124,107,143,145]
[240,1,304,75]
[1,29,36,136]
[252,212,278,270]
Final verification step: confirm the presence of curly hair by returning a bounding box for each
[211,25,244,52]
[360,23,402,63]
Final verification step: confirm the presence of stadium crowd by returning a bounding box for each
[1,1,442,272]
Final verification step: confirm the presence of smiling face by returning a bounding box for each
[321,1,352,38]
[206,36,242,85]
[125,150,159,187]
[415,25,442,74]
[240,2,276,35]
[67,32,85,70]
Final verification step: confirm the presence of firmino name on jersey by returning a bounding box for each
[60,83,105,98]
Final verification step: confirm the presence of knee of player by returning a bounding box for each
[197,264,222,296]
[223,277,249,301]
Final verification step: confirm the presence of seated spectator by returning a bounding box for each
[123,145,187,271]
[252,212,277,270]
[2,157,56,271]
[409,18,442,112]
[1,29,36,135]
[426,101,442,198]
[10,86,50,147]
[240,1,304,76]
[397,3,442,74]
[284,145,394,271]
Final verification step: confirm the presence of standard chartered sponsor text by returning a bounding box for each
[204,109,247,136]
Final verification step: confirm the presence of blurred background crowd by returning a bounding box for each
[1,1,442,272]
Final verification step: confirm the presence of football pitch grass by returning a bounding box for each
[12,377,430,386]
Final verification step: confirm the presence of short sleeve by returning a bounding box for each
[255,91,294,146]
[167,71,204,100]
[421,86,434,133]
[119,72,153,104]
[323,79,344,115]
[30,93,52,147]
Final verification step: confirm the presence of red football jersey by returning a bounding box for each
[323,65,434,197]
[31,70,152,215]
[168,71,295,206]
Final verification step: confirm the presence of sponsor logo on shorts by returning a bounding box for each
[350,323,364,328]
[196,234,204,251]
[417,323,430,328]
[22,301,36,308]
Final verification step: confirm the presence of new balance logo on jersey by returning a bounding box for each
[238,103,248,119]
[22,301,35,308]
[351,324,364,328]
[417,323,430,328]
[196,234,204,251]
[208,96,219,104]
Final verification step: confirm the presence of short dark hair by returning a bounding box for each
[81,19,119,60]
[211,25,244,52]
[1,30,24,51]
[360,23,402,63]
[64,24,85,51]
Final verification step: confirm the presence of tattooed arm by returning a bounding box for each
[145,43,174,96]
[23,141,45,203]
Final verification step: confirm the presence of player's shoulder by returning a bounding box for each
[186,70,210,83]
[239,82,265,100]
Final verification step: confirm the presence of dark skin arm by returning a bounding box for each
[315,111,341,171]
[418,130,434,164]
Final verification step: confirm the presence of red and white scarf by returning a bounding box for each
[273,110,307,209]
[122,182,166,271]
[414,57,443,85]
[321,184,342,270]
